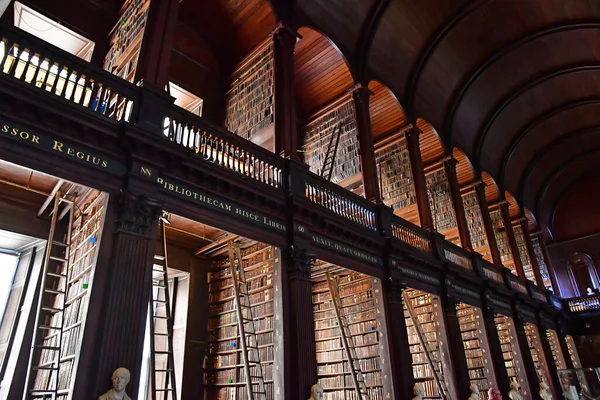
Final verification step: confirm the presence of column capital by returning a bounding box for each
[349,83,373,100]
[442,155,457,168]
[498,200,509,209]
[271,22,299,43]
[404,126,422,140]
[388,277,406,303]
[283,246,315,280]
[117,194,161,236]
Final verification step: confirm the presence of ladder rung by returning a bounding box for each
[44,288,65,295]
[52,241,68,247]
[154,332,170,336]
[156,389,174,391]
[41,306,63,313]
[155,369,173,372]
[154,283,168,288]
[47,272,67,278]
[50,256,68,263]
[153,299,168,304]
[155,351,171,354]
[39,325,62,330]
[33,365,58,370]
[36,345,60,350]
[153,315,169,320]
[154,255,165,260]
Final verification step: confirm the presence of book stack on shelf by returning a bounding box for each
[456,303,494,400]
[312,269,385,400]
[225,43,275,144]
[462,192,491,260]
[546,330,566,370]
[404,289,445,399]
[426,169,458,242]
[524,323,551,387]
[204,242,275,399]
[103,0,150,82]
[514,226,535,283]
[34,191,108,397]
[490,210,515,273]
[375,140,417,212]
[531,237,553,292]
[303,101,361,186]
[494,315,527,389]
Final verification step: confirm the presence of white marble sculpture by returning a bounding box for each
[539,382,553,400]
[412,384,425,400]
[308,384,324,400]
[508,381,524,400]
[98,367,132,400]
[468,384,480,400]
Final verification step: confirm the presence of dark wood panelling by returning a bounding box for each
[417,118,445,166]
[294,27,354,118]
[482,171,500,205]
[368,80,407,141]
[453,148,475,187]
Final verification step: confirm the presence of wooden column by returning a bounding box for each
[500,201,525,278]
[405,127,434,230]
[474,181,502,266]
[520,220,544,287]
[444,158,473,251]
[443,296,472,400]
[281,246,317,399]
[90,194,160,398]
[386,279,415,399]
[352,84,381,203]
[273,24,300,159]
[513,315,541,398]
[134,0,180,87]
[535,232,560,295]
[482,306,511,396]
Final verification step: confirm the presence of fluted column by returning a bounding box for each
[444,158,472,250]
[352,84,381,203]
[500,201,525,278]
[474,181,502,266]
[405,127,434,230]
[520,220,544,287]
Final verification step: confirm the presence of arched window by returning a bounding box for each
[567,253,600,296]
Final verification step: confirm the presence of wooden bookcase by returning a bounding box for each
[376,140,419,224]
[34,191,108,397]
[103,0,150,82]
[490,210,515,273]
[456,303,496,399]
[545,329,566,370]
[514,226,535,283]
[531,237,553,291]
[462,192,491,260]
[404,289,454,399]
[494,316,529,391]
[426,169,459,245]
[303,99,361,187]
[311,265,392,399]
[225,42,275,147]
[524,323,554,394]
[204,242,276,399]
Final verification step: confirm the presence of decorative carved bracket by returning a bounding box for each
[283,246,316,280]
[117,194,161,236]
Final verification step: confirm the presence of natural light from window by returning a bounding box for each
[0,251,18,323]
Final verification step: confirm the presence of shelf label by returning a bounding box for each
[1,118,126,175]
[136,164,286,233]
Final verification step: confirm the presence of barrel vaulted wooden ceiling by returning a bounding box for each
[16,0,600,236]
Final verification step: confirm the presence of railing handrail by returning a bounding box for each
[389,213,432,252]
[481,259,507,285]
[167,104,285,171]
[443,240,472,269]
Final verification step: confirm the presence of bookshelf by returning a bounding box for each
[303,100,361,187]
[490,210,515,274]
[103,0,150,82]
[225,43,275,146]
[456,303,495,399]
[514,226,535,283]
[204,242,275,399]
[376,140,417,215]
[531,237,553,291]
[404,289,452,399]
[524,323,553,390]
[494,316,528,390]
[426,169,459,245]
[545,329,566,370]
[311,266,390,400]
[33,191,108,397]
[462,192,491,260]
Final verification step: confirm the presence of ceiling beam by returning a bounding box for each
[442,21,600,149]
[354,0,390,82]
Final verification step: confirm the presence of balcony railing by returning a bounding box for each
[567,294,600,313]
[0,24,136,122]
[444,241,472,270]
[390,215,432,252]
[305,171,377,230]
[508,274,529,295]
[164,105,284,189]
[481,260,505,284]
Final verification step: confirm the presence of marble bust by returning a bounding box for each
[539,382,553,400]
[468,384,480,400]
[308,384,324,400]
[98,367,132,400]
[508,381,523,400]
[412,384,425,400]
[488,387,503,400]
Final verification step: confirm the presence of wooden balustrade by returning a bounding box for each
[0,23,136,122]
[390,215,432,252]
[567,294,600,313]
[444,241,472,270]
[509,274,529,295]
[304,172,377,230]
[165,105,285,189]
